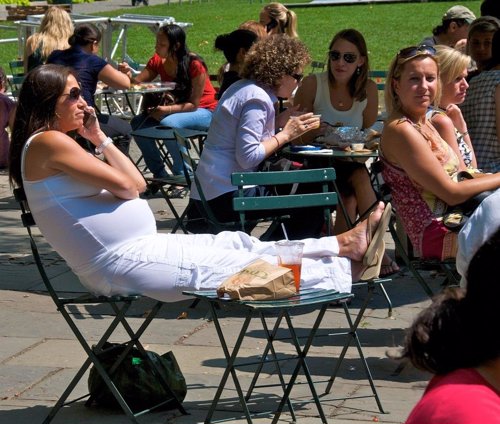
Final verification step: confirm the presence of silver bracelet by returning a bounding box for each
[95,137,114,155]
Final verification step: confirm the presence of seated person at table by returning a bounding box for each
[380,44,500,260]
[259,2,298,38]
[190,35,329,241]
[420,5,476,50]
[47,23,132,154]
[293,29,398,276]
[9,64,391,302]
[428,45,477,170]
[461,29,500,173]
[214,29,258,99]
[24,7,74,73]
[465,16,500,81]
[119,24,218,178]
[404,225,500,424]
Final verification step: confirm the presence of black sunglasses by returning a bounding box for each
[291,73,304,83]
[62,86,82,102]
[328,50,358,64]
[397,45,436,60]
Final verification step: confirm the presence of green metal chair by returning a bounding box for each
[230,169,387,413]
[14,187,187,424]
[370,159,460,297]
[231,168,338,238]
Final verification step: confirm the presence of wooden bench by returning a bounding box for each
[6,5,72,21]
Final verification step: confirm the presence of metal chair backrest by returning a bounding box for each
[231,168,338,236]
[368,160,459,296]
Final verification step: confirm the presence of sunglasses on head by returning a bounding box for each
[397,45,436,60]
[291,73,303,83]
[328,50,358,64]
[62,86,82,102]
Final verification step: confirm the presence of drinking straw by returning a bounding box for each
[281,223,289,240]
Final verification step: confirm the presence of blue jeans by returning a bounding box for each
[132,108,213,177]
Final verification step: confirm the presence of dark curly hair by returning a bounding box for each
[240,35,310,90]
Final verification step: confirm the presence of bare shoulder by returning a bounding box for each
[366,79,378,94]
[30,131,82,153]
[297,74,317,93]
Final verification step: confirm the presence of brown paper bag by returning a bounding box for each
[217,259,296,301]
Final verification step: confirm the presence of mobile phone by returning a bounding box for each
[266,19,278,33]
[83,110,96,129]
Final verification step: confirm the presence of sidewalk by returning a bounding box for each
[0,159,447,424]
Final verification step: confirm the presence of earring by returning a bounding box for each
[356,66,361,75]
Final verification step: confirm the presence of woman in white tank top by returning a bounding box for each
[294,29,399,277]
[8,64,391,302]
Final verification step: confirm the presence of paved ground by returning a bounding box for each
[0,144,452,424]
[0,1,444,423]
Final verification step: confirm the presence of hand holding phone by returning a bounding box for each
[83,110,97,129]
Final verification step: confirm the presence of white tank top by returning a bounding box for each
[313,71,367,128]
[21,133,157,277]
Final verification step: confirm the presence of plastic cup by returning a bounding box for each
[310,114,321,129]
[275,241,305,292]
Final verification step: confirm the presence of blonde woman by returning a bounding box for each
[429,45,477,170]
[259,2,298,38]
[24,7,74,73]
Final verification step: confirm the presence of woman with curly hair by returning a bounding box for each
[259,2,298,38]
[190,35,324,239]
[24,7,74,72]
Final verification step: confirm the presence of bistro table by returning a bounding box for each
[183,288,354,424]
[281,145,379,228]
[95,81,176,119]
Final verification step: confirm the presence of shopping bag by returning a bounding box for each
[217,259,295,301]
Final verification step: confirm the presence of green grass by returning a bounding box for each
[0,0,481,76]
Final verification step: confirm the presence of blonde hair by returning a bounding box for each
[385,50,441,116]
[27,7,74,62]
[263,2,298,38]
[434,45,471,85]
[239,20,267,40]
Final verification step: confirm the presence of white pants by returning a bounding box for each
[81,231,352,302]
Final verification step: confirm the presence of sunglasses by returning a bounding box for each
[291,73,304,83]
[397,45,436,60]
[329,50,358,64]
[62,86,82,102]
[266,19,278,33]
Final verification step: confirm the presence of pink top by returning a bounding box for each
[380,118,459,258]
[146,54,218,111]
[406,368,500,424]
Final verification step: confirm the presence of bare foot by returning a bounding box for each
[380,254,400,277]
[337,201,385,261]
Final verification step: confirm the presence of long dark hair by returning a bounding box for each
[403,227,500,374]
[214,29,257,64]
[9,64,75,188]
[68,23,102,48]
[326,29,370,101]
[158,24,208,103]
